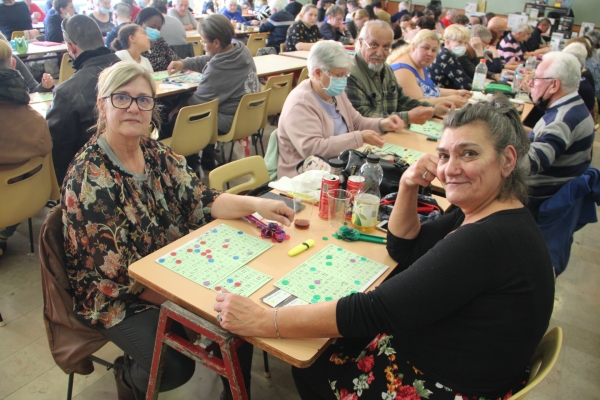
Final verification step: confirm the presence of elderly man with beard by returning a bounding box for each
[346,20,452,125]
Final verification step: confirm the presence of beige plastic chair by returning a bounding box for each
[58,53,76,85]
[508,327,563,400]
[296,67,308,86]
[0,153,60,253]
[192,41,204,57]
[160,99,218,157]
[217,89,271,163]
[254,73,294,155]
[11,31,25,40]
[247,33,268,56]
[209,156,270,194]
[279,43,285,53]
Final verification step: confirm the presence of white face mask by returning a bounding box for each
[451,45,467,57]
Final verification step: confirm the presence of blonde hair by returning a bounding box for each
[95,61,161,136]
[0,40,12,68]
[352,9,368,20]
[443,24,470,42]
[296,3,317,21]
[387,29,439,61]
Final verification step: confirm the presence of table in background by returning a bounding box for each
[129,211,395,368]
[279,50,310,60]
[186,30,201,43]
[13,42,68,62]
[253,54,307,78]
[31,100,52,116]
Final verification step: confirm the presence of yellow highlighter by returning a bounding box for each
[288,239,315,257]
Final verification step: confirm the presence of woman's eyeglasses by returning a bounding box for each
[104,94,157,111]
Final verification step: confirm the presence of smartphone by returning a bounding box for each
[376,220,388,233]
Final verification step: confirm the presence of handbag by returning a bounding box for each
[339,149,410,197]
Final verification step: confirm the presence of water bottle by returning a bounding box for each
[525,56,538,72]
[352,155,383,233]
[472,59,488,91]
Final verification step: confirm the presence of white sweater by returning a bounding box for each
[115,50,154,73]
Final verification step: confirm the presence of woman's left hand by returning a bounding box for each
[456,90,472,99]
[214,289,272,336]
[254,198,294,226]
[380,114,405,132]
[41,73,54,89]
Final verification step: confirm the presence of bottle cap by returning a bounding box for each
[366,154,380,163]
[329,158,345,168]
[480,58,486,63]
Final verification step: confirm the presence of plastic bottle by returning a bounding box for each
[352,154,383,233]
[472,59,488,91]
[328,158,346,187]
[525,56,538,72]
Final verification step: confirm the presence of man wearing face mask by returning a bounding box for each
[347,20,453,127]
[526,52,595,219]
[44,0,75,43]
[46,14,120,184]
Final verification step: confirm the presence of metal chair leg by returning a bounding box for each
[262,350,271,378]
[28,217,34,254]
[66,372,74,400]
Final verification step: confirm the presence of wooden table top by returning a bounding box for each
[13,42,68,57]
[128,211,395,368]
[279,50,310,60]
[186,30,201,43]
[253,54,307,77]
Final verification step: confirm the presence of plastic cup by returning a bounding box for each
[293,190,316,230]
[327,189,351,230]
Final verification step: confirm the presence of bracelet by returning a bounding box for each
[273,308,281,339]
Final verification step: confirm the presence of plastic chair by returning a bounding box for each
[254,73,293,155]
[209,156,270,194]
[192,41,204,56]
[247,33,268,56]
[39,205,139,400]
[296,67,308,86]
[11,31,25,39]
[0,153,60,253]
[508,327,563,400]
[58,53,76,85]
[217,89,271,163]
[279,43,285,53]
[160,99,218,157]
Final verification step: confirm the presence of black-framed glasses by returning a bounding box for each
[104,93,157,111]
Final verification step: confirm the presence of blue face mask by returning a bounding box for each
[145,27,160,42]
[99,7,111,14]
[321,73,347,97]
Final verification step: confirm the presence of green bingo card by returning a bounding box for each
[380,143,425,163]
[274,245,389,304]
[155,224,273,296]
[408,120,444,139]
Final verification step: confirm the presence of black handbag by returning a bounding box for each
[339,149,410,197]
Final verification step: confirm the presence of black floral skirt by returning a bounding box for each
[292,334,528,400]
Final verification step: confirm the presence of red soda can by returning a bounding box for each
[345,176,365,220]
[318,174,340,219]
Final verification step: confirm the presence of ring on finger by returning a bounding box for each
[421,171,428,179]
[217,312,222,323]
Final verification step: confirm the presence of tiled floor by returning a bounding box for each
[1,133,599,400]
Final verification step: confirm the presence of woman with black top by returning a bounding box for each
[0,0,32,39]
[285,3,320,52]
[89,0,115,36]
[213,96,555,400]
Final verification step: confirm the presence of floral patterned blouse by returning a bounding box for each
[62,133,220,328]
[430,47,472,90]
[285,20,321,52]
[142,37,180,72]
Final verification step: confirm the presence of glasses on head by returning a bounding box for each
[104,93,157,111]
[361,39,392,53]
[61,18,75,44]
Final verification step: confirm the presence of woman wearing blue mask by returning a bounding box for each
[276,40,404,178]
[134,7,179,71]
[387,29,471,107]
[429,24,473,90]
[89,0,115,36]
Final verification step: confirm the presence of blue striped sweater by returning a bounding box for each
[526,92,595,199]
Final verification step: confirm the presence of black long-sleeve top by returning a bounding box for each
[44,12,63,43]
[336,208,555,397]
[0,2,32,39]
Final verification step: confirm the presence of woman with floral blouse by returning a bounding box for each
[285,3,321,52]
[62,61,294,399]
[134,7,179,71]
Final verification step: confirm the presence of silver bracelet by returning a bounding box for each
[273,308,281,339]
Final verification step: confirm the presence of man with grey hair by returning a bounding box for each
[47,14,120,184]
[390,1,408,24]
[498,23,532,64]
[440,8,455,28]
[346,20,452,126]
[258,0,294,49]
[167,0,196,30]
[526,51,595,219]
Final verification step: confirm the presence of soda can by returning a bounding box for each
[345,176,365,220]
[318,174,340,219]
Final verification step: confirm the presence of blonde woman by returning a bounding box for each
[387,29,471,107]
[345,8,368,39]
[285,3,320,51]
[61,61,294,399]
[430,24,473,89]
